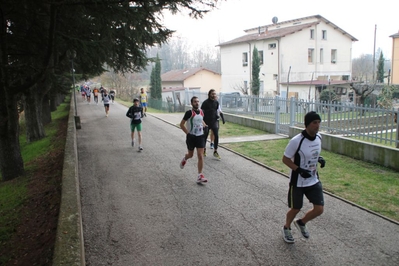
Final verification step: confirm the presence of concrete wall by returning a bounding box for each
[290,127,399,171]
[53,95,85,265]
[224,113,399,171]
[224,113,276,133]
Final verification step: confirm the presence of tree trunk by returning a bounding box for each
[50,90,58,111]
[42,93,52,125]
[0,92,25,181]
[23,86,46,143]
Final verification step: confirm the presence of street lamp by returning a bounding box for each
[67,49,81,129]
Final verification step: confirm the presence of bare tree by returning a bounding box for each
[350,83,377,115]
[232,81,249,95]
[352,54,373,82]
[147,38,220,74]
[99,69,143,101]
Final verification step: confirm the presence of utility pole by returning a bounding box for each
[286,66,291,113]
[372,24,377,82]
[308,72,314,101]
[286,66,291,98]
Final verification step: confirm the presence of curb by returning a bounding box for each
[52,93,85,265]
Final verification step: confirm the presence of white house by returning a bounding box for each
[218,15,358,101]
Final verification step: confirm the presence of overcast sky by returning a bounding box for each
[162,0,398,60]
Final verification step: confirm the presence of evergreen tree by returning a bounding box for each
[150,54,162,99]
[154,55,162,99]
[150,66,156,98]
[376,52,385,83]
[320,89,338,102]
[251,46,260,96]
[377,85,394,109]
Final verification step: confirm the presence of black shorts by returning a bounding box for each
[186,134,205,151]
[288,182,324,209]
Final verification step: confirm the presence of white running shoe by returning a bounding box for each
[282,227,295,244]
[196,173,207,183]
[294,219,309,238]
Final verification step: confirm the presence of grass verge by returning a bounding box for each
[218,121,266,138]
[0,97,69,264]
[224,139,399,221]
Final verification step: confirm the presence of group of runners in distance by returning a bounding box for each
[80,85,116,117]
[178,89,326,244]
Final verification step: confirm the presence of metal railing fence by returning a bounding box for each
[149,91,399,147]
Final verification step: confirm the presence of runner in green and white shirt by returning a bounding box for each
[179,96,208,184]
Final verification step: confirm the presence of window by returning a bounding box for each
[331,49,337,64]
[310,29,314,39]
[308,48,314,63]
[242,52,248,66]
[268,43,276,49]
[258,50,264,65]
[335,87,347,95]
[322,30,327,40]
[348,92,354,101]
[320,48,324,64]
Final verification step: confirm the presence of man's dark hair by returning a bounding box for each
[208,89,216,99]
[191,96,198,104]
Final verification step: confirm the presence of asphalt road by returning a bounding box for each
[77,99,399,266]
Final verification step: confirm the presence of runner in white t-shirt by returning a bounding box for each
[281,111,326,244]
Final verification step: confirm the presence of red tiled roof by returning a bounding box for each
[161,67,220,82]
[218,15,357,47]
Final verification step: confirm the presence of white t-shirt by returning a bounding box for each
[103,94,111,104]
[284,132,322,187]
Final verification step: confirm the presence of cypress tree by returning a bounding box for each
[376,52,385,83]
[154,54,162,99]
[251,46,260,96]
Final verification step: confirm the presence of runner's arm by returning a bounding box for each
[220,112,225,124]
[282,155,299,172]
[180,120,189,134]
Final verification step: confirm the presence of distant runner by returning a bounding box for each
[139,88,148,117]
[126,98,144,151]
[102,89,112,117]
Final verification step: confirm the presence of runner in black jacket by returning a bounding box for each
[201,89,224,159]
